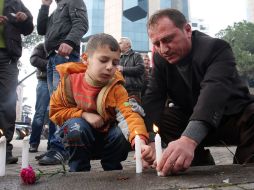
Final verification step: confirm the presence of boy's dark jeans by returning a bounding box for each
[62,118,130,172]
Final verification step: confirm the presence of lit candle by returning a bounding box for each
[22,136,30,168]
[153,124,162,176]
[0,130,6,176]
[135,135,142,173]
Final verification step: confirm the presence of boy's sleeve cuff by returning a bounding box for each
[131,135,148,149]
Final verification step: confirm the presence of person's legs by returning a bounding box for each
[40,53,80,164]
[63,118,95,172]
[0,50,19,164]
[100,126,130,171]
[29,79,50,152]
[217,103,254,164]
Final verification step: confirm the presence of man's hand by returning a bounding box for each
[0,16,8,25]
[57,43,73,57]
[157,136,197,176]
[82,112,104,129]
[15,12,28,22]
[42,0,53,6]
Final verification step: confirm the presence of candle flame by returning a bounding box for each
[0,129,3,136]
[153,124,159,133]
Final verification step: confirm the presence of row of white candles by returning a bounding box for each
[1,125,161,177]
[135,124,162,176]
[0,129,30,177]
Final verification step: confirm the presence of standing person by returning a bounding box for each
[141,54,152,97]
[118,37,145,102]
[49,33,154,172]
[36,0,89,165]
[143,8,254,176]
[29,43,50,153]
[0,0,33,164]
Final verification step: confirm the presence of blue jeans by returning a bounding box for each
[62,118,130,172]
[29,79,50,146]
[47,53,80,151]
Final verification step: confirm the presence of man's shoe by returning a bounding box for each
[38,150,68,165]
[6,155,18,164]
[29,144,38,153]
[191,149,215,166]
[35,152,46,160]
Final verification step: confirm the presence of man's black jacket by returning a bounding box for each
[143,31,254,131]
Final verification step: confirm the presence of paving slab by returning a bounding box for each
[1,140,253,190]
[1,164,254,190]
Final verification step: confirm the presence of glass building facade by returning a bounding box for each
[83,0,104,36]
[83,0,189,52]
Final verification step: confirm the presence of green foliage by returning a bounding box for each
[216,21,254,75]
[22,26,44,50]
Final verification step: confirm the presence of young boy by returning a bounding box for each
[49,33,154,172]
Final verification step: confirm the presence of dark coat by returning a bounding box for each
[143,31,254,131]
[3,0,33,59]
[30,43,48,80]
[120,49,145,91]
[37,0,89,55]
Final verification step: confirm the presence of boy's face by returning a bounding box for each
[87,45,120,83]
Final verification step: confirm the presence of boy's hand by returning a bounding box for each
[82,112,104,129]
[134,139,155,169]
[141,141,155,168]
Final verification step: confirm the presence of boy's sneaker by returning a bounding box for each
[38,150,68,165]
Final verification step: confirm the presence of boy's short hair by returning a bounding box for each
[86,33,120,55]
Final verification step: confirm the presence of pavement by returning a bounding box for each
[1,140,254,190]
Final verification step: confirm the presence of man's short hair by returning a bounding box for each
[120,37,132,47]
[86,33,120,55]
[147,8,187,30]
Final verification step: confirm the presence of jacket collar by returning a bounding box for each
[121,49,133,56]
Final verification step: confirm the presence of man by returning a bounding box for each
[141,54,152,97]
[37,0,88,165]
[143,8,254,176]
[118,37,145,101]
[0,0,33,164]
[29,43,49,153]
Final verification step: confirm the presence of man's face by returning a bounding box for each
[148,17,192,64]
[118,39,130,53]
[87,46,120,84]
[143,56,150,68]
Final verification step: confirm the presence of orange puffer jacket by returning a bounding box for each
[49,61,148,143]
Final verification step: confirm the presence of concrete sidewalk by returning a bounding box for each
[1,140,254,190]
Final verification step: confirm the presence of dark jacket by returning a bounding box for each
[30,43,48,80]
[120,49,145,91]
[37,0,89,55]
[143,31,254,131]
[3,0,33,59]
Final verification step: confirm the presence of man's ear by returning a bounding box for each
[184,23,192,37]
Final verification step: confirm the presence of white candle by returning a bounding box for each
[135,135,142,173]
[22,136,30,168]
[0,136,6,176]
[155,133,162,176]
